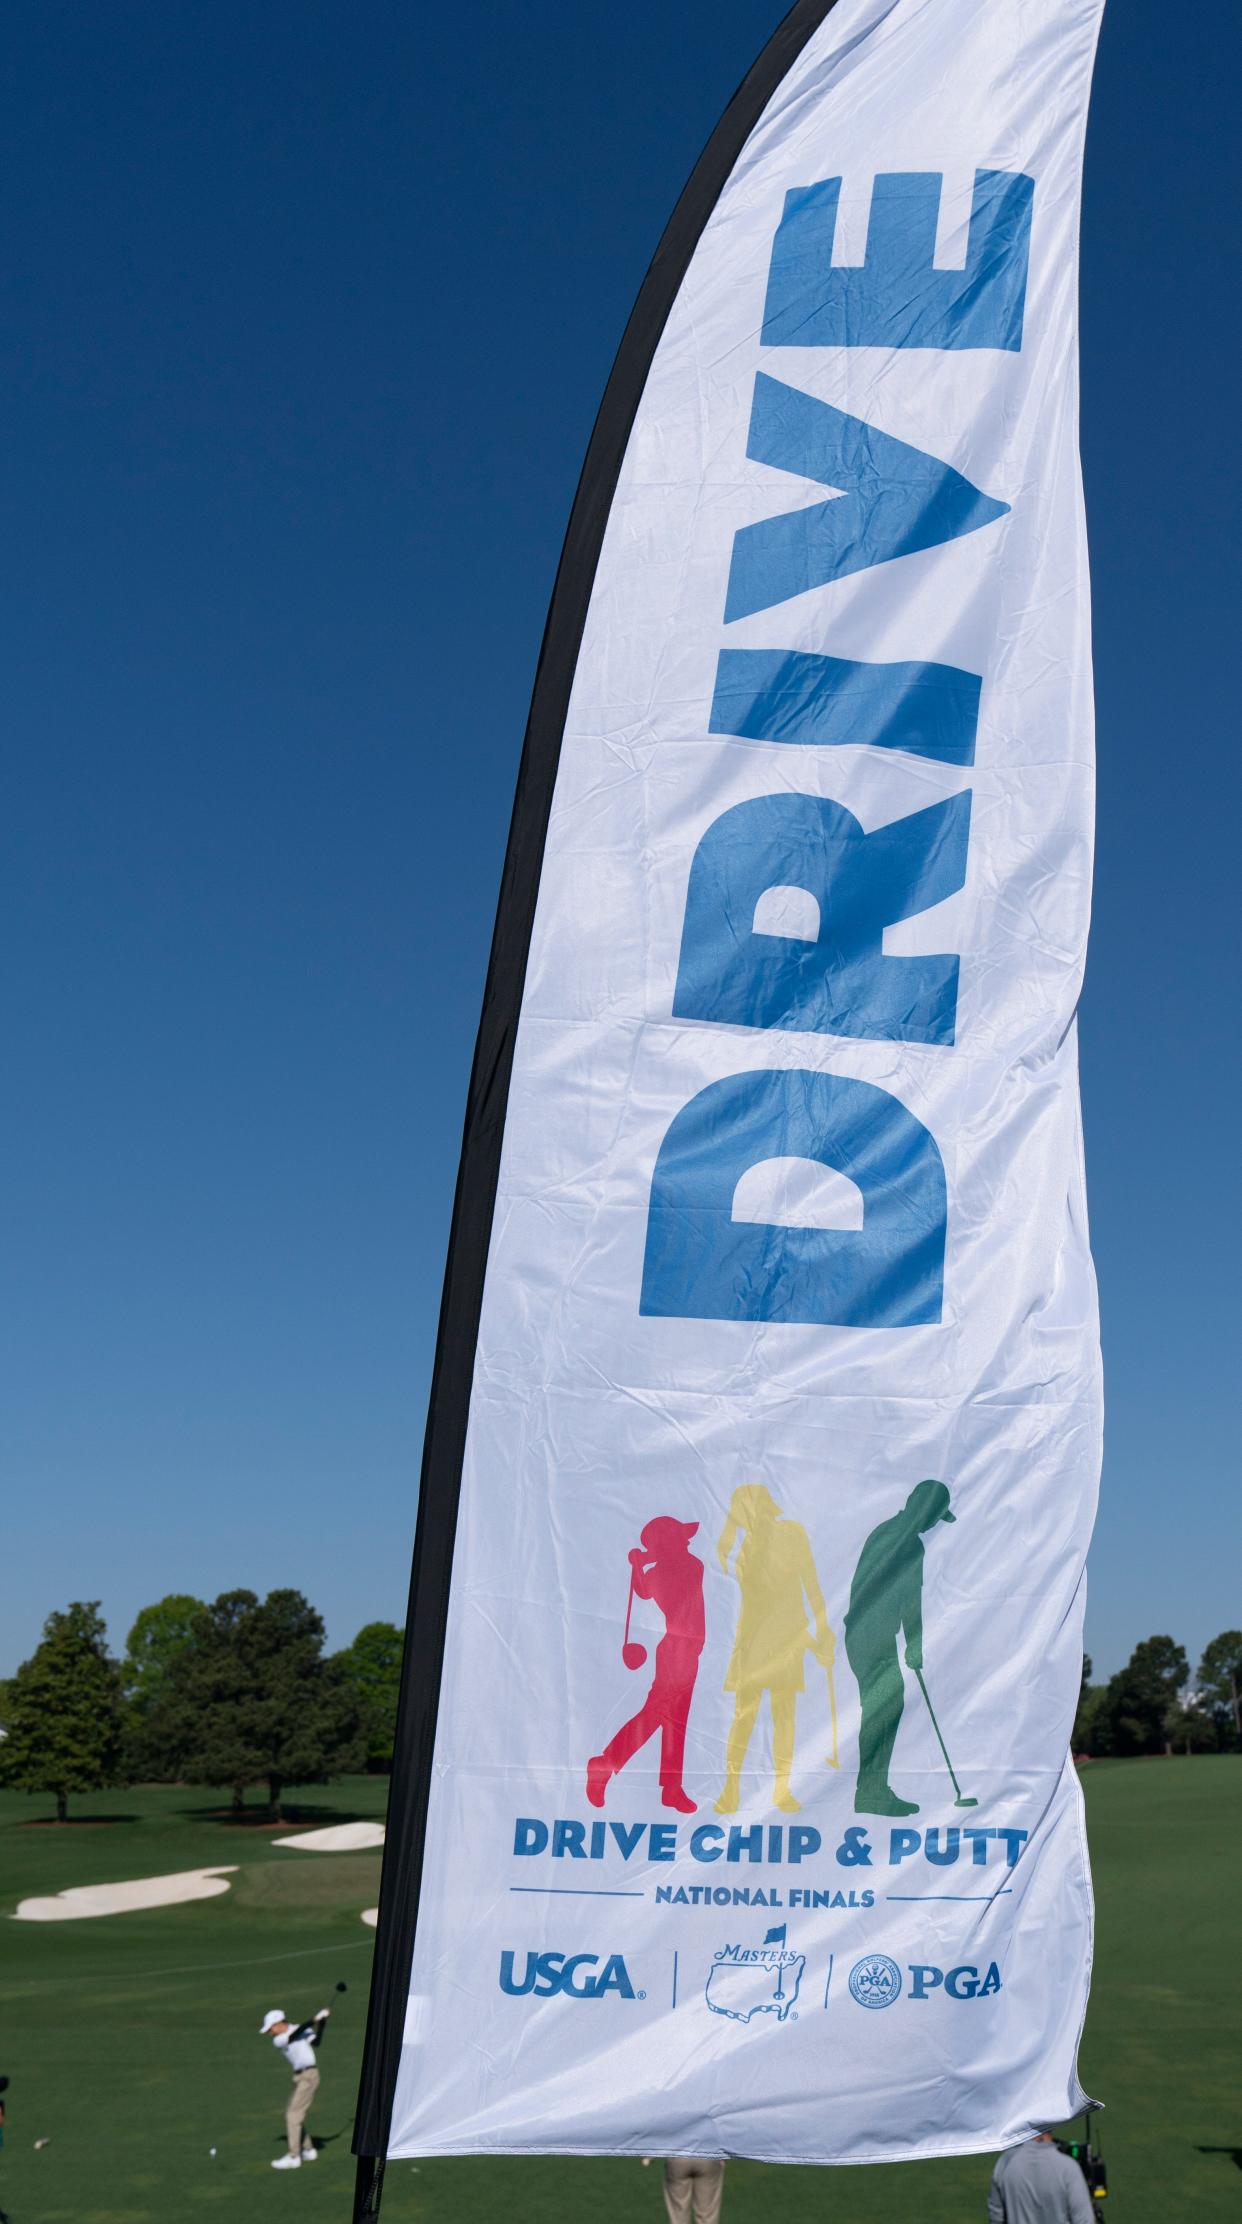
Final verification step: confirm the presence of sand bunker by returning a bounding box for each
[272,1822,385,1853]
[361,1906,379,1927]
[14,1865,237,1922]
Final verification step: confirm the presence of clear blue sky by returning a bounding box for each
[3,0,1237,1681]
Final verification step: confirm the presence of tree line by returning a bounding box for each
[2,1600,1237,1822]
[0,1592,404,1821]
[1073,1631,1242,1757]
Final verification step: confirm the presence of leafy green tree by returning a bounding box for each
[1074,1685,1113,1756]
[335,1621,404,1769]
[1196,1630,1242,1748]
[1101,1634,1189,1756]
[1071,1653,1091,1740]
[1162,1698,1216,1755]
[1071,1655,1110,1755]
[241,1589,366,1815]
[0,1602,124,1821]
[143,1589,365,1818]
[135,1592,256,1808]
[123,1594,205,1714]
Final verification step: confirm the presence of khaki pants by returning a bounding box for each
[663,2158,725,2224]
[286,2067,320,2157]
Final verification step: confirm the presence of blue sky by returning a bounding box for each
[3,0,1237,1681]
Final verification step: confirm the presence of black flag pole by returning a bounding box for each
[350,3,841,2212]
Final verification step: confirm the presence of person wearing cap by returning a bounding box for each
[586,1517,705,1813]
[714,1484,835,1816]
[844,1479,957,1817]
[987,2130,1097,2221]
[259,2005,332,2169]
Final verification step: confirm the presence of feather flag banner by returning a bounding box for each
[355,0,1105,2198]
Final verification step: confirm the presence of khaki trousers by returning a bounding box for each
[663,2158,725,2224]
[286,2067,320,2156]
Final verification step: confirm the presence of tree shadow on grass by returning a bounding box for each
[1196,2146,1242,2172]
[181,1798,382,1828]
[19,1814,139,1827]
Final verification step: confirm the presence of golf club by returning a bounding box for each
[621,1569,647,1671]
[913,1667,977,1808]
[823,1655,840,1768]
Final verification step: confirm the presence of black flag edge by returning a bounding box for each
[352,2,842,2212]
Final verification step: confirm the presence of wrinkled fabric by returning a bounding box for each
[389,0,1104,2165]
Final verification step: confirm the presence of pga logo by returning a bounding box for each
[848,1955,1002,2008]
[911,1961,1002,2001]
[499,1950,641,2000]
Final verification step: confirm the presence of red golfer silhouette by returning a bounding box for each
[586,1516,705,1815]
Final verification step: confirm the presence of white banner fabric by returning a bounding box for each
[391,0,1104,2166]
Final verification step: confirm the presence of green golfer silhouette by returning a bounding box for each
[844,1480,955,1817]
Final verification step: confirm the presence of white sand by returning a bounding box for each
[361,1907,379,1927]
[14,1865,237,1922]
[272,1822,385,1853]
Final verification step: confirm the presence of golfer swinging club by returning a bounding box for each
[845,1479,959,1817]
[259,2002,333,2168]
[587,1517,705,1814]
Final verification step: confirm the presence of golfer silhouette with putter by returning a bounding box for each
[587,1518,705,1814]
[845,1480,972,1817]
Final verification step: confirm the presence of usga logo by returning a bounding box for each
[848,1954,1002,2008]
[498,1950,641,2000]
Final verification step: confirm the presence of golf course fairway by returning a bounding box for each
[2,1759,1237,2222]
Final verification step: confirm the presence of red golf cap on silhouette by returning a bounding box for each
[640,1517,699,1550]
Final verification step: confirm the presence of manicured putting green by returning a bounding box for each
[1,1761,1238,2222]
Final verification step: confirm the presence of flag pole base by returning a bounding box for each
[353,2153,385,2223]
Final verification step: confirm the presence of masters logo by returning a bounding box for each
[705,1924,804,2024]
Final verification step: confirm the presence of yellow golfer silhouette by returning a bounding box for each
[715,1485,836,1814]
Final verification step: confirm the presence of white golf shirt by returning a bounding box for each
[272,2023,320,2073]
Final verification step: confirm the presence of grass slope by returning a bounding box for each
[1,1761,1238,2223]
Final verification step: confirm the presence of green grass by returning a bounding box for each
[1,1761,1238,2222]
